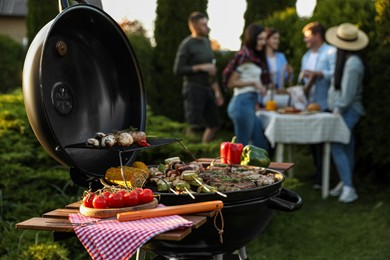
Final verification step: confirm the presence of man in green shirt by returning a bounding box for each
[173,11,224,143]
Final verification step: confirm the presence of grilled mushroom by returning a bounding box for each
[86,138,99,147]
[117,132,133,146]
[101,134,116,147]
[95,132,106,139]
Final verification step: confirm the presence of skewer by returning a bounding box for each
[169,188,179,195]
[215,190,228,198]
[184,187,195,199]
[155,176,179,195]
[118,151,131,190]
[192,176,227,198]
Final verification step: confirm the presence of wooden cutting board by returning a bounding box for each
[79,198,158,219]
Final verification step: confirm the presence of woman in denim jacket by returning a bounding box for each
[265,28,293,90]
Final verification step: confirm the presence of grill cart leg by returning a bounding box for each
[238,246,249,260]
[136,248,147,260]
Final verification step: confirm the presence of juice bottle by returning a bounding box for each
[266,100,277,111]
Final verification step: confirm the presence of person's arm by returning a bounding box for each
[298,53,307,84]
[173,41,193,76]
[279,53,293,86]
[319,46,337,81]
[335,58,363,113]
[211,81,224,106]
[193,63,217,76]
[173,39,217,77]
[227,71,267,95]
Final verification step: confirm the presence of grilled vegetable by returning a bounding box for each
[86,138,99,147]
[105,166,150,188]
[117,132,133,146]
[131,161,149,172]
[181,170,198,181]
[131,131,147,142]
[240,145,270,167]
[220,136,244,164]
[175,180,190,191]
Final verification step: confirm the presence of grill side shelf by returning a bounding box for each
[64,137,181,153]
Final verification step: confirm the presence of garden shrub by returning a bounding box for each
[23,243,69,260]
[0,35,24,93]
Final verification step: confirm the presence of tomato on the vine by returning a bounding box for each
[123,191,139,207]
[83,192,96,208]
[134,187,143,194]
[92,196,108,209]
[107,192,124,208]
[139,188,154,204]
[117,189,127,197]
[101,191,111,200]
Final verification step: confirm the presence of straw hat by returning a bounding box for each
[325,23,368,51]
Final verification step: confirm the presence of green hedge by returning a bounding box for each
[0,35,24,93]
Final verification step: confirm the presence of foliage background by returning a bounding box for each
[0,0,390,258]
[0,35,24,93]
[151,0,208,122]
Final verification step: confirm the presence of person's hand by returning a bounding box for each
[267,83,276,90]
[286,64,294,75]
[212,82,224,106]
[255,82,267,96]
[303,70,322,79]
[215,93,224,106]
[193,63,217,76]
[333,107,340,115]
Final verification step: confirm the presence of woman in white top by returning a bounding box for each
[222,23,269,149]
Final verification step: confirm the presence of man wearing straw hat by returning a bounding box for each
[325,23,369,203]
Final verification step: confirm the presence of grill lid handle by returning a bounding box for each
[59,0,88,12]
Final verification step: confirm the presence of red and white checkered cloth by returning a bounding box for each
[69,211,193,260]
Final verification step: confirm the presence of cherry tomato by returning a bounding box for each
[82,192,96,208]
[92,196,108,209]
[134,187,143,194]
[107,192,124,208]
[117,189,127,197]
[123,191,139,207]
[101,191,111,200]
[139,188,154,204]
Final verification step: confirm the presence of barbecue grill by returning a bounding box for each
[22,1,303,259]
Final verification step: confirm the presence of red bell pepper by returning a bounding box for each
[220,136,243,164]
[137,139,150,147]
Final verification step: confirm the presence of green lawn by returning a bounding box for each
[246,146,390,260]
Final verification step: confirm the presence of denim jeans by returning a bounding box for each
[227,92,268,150]
[331,108,361,187]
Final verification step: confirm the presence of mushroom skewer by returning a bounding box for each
[175,180,195,199]
[156,177,179,195]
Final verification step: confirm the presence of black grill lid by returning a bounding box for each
[23,3,148,179]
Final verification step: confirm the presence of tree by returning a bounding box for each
[120,19,155,112]
[26,0,58,45]
[0,35,24,92]
[358,0,390,177]
[151,0,207,121]
[243,0,295,39]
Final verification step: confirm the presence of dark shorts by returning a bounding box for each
[183,85,220,129]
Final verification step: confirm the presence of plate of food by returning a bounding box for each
[276,107,302,114]
[80,187,158,218]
